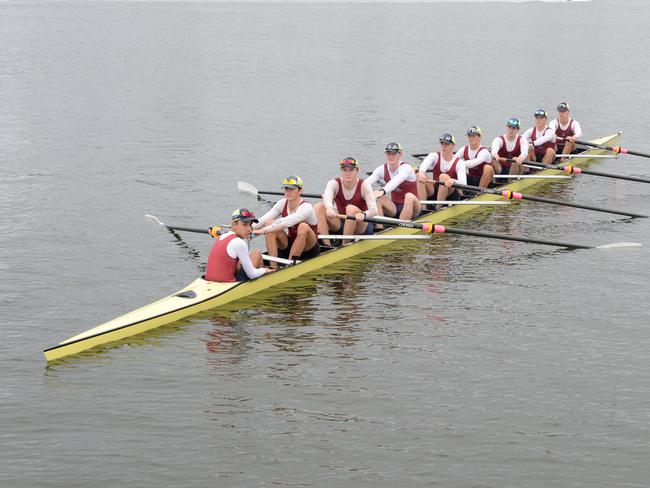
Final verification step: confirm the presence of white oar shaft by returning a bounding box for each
[262,254,300,265]
[420,200,511,206]
[556,154,618,159]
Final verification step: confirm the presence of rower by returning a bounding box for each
[456,126,494,188]
[523,109,557,164]
[314,157,378,247]
[365,142,421,220]
[205,208,274,282]
[549,102,583,161]
[417,133,467,208]
[491,118,527,175]
[252,175,320,265]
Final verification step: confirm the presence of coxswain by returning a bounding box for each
[456,126,494,188]
[549,102,583,161]
[205,208,273,282]
[314,157,378,247]
[490,118,527,175]
[417,133,467,208]
[252,175,320,265]
[365,142,421,220]
[523,109,557,164]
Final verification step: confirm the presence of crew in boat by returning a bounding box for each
[455,126,494,188]
[365,142,421,220]
[523,109,557,164]
[417,133,467,208]
[314,157,378,247]
[252,175,320,265]
[549,102,583,161]
[205,208,273,282]
[491,118,528,175]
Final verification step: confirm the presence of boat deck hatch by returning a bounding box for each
[174,290,197,299]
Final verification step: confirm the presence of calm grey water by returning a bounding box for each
[2,0,650,486]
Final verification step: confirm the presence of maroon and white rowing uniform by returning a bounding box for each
[491,134,527,169]
[253,198,319,240]
[418,151,467,185]
[323,177,378,216]
[366,161,419,205]
[549,117,582,150]
[455,144,492,178]
[522,124,556,157]
[205,231,266,282]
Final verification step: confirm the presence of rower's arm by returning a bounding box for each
[418,153,436,174]
[534,127,556,146]
[261,202,314,233]
[323,179,339,210]
[463,149,492,170]
[383,163,413,194]
[572,120,583,139]
[229,238,266,279]
[521,128,533,146]
[365,166,383,187]
[490,137,503,160]
[360,180,378,217]
[454,160,468,186]
[252,200,283,230]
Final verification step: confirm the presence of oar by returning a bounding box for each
[493,174,571,180]
[519,159,650,184]
[568,138,650,158]
[145,215,296,265]
[336,215,640,249]
[238,181,321,200]
[428,180,648,219]
[421,200,510,206]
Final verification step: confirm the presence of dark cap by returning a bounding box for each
[466,126,482,137]
[339,157,360,169]
[385,142,403,154]
[506,118,520,129]
[231,208,259,223]
[557,102,570,112]
[439,133,456,145]
[534,109,548,118]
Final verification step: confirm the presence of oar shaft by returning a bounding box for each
[257,190,322,199]
[572,138,650,159]
[339,214,593,249]
[443,180,647,219]
[165,225,210,235]
[517,159,650,184]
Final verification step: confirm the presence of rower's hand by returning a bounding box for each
[264,267,276,273]
[252,228,265,236]
[354,212,366,222]
[417,171,428,183]
[373,189,385,199]
[444,178,456,188]
[326,207,338,219]
[514,156,525,165]
[567,136,577,143]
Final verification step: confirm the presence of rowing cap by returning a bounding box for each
[439,133,456,145]
[339,157,360,169]
[231,208,259,223]
[506,118,520,129]
[385,142,403,154]
[466,126,482,137]
[557,102,570,112]
[534,109,548,118]
[281,175,304,189]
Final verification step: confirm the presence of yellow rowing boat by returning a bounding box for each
[43,133,620,362]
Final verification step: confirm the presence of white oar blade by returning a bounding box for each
[420,200,511,206]
[237,181,259,196]
[596,242,642,249]
[145,214,165,226]
[493,175,572,179]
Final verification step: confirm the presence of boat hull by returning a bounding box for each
[43,133,621,362]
